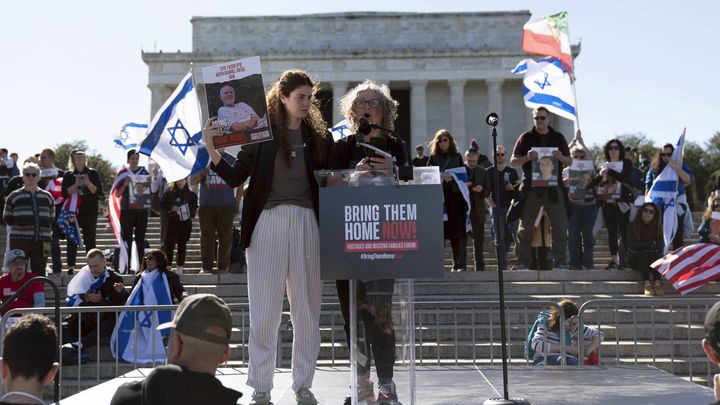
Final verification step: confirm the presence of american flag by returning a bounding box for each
[109,166,131,273]
[57,193,84,247]
[651,243,720,294]
[44,178,65,206]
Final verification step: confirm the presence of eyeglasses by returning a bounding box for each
[496,153,505,157]
[354,99,382,109]
[660,153,672,157]
[439,138,450,143]
[23,172,38,177]
[642,208,656,214]
[533,116,547,121]
[144,256,156,261]
[609,145,620,150]
[572,155,585,159]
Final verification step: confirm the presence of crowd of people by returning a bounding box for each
[0,68,715,404]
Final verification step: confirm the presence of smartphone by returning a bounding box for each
[367,137,388,160]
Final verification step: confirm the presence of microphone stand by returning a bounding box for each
[483,117,530,405]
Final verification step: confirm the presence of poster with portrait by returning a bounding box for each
[128,174,151,209]
[201,56,272,149]
[567,160,595,200]
[596,161,623,201]
[531,147,558,187]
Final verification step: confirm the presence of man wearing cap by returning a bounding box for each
[702,301,720,404]
[411,145,429,167]
[110,293,242,405]
[0,249,45,316]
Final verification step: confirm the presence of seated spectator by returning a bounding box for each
[0,249,45,317]
[110,294,242,405]
[698,195,720,244]
[702,301,720,405]
[3,162,55,276]
[0,314,58,405]
[110,249,186,364]
[531,299,603,365]
[161,178,198,275]
[626,202,665,296]
[62,248,128,363]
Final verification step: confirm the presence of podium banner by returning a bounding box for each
[320,184,444,280]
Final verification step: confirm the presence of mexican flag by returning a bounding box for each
[522,11,573,73]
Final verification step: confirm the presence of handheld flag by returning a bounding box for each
[66,266,109,306]
[512,57,576,121]
[646,131,685,251]
[109,166,131,273]
[330,120,351,141]
[446,166,473,232]
[522,11,573,73]
[57,193,83,247]
[140,71,208,183]
[652,243,720,294]
[114,121,148,150]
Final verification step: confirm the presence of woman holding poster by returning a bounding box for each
[327,80,405,405]
[203,69,332,405]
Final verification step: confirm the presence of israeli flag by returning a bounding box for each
[140,71,208,183]
[646,132,685,252]
[66,266,108,307]
[330,119,352,141]
[110,270,173,363]
[512,57,576,121]
[114,121,148,150]
[446,166,473,232]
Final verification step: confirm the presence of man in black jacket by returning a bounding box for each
[110,294,241,405]
[464,148,491,271]
[62,249,128,363]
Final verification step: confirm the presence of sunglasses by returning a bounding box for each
[439,138,449,143]
[660,153,672,157]
[609,145,620,150]
[533,116,547,121]
[144,256,156,261]
[23,172,38,177]
[572,155,585,159]
[642,208,656,214]
[496,153,505,157]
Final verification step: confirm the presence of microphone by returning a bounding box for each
[358,117,372,135]
[485,112,499,127]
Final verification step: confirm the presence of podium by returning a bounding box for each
[316,167,444,404]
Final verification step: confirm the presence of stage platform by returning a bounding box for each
[59,365,714,404]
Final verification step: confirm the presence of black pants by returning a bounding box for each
[163,220,191,266]
[67,214,98,267]
[673,212,686,250]
[629,250,662,282]
[602,205,628,257]
[450,238,468,271]
[63,316,116,349]
[120,210,149,271]
[9,239,47,276]
[336,279,396,380]
[470,212,485,270]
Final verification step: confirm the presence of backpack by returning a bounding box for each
[525,310,549,360]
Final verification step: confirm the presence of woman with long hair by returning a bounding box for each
[531,299,603,366]
[327,80,405,405]
[131,249,186,304]
[698,195,720,244]
[203,70,331,405]
[160,178,198,274]
[597,139,633,270]
[428,129,467,271]
[61,149,104,275]
[646,143,693,250]
[626,202,665,296]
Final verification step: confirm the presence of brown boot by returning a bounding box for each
[654,281,665,296]
[643,281,655,296]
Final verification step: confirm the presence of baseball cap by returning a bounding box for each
[157,294,232,345]
[704,302,720,351]
[5,249,26,263]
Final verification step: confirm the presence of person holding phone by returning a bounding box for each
[327,80,406,405]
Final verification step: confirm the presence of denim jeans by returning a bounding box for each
[539,354,579,366]
[491,206,517,270]
[568,203,597,269]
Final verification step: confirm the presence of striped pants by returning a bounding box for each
[246,205,322,392]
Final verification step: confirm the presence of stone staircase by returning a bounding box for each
[1,212,718,399]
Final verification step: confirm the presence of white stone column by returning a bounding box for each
[331,81,348,126]
[410,80,428,148]
[486,79,505,152]
[148,84,168,117]
[448,80,467,149]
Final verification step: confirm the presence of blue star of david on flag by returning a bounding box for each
[534,72,551,90]
[167,119,195,156]
[139,311,154,328]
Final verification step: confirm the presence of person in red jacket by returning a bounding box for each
[0,249,44,317]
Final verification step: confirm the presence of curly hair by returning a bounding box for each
[547,299,579,332]
[603,139,626,162]
[429,129,458,156]
[266,70,327,167]
[337,79,399,133]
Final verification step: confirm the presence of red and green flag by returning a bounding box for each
[522,11,573,73]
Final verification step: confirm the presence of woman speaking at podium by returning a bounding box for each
[327,80,405,405]
[203,70,332,405]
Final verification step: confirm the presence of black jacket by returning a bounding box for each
[67,269,129,332]
[110,364,242,405]
[327,133,407,170]
[211,123,333,248]
[161,187,198,222]
[61,168,104,217]
[131,270,185,304]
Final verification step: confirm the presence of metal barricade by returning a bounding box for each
[577,298,717,386]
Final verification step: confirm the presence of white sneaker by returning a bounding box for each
[175,266,184,275]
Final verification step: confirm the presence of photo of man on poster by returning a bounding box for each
[217,84,262,134]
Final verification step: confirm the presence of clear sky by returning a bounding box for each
[3,0,717,167]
